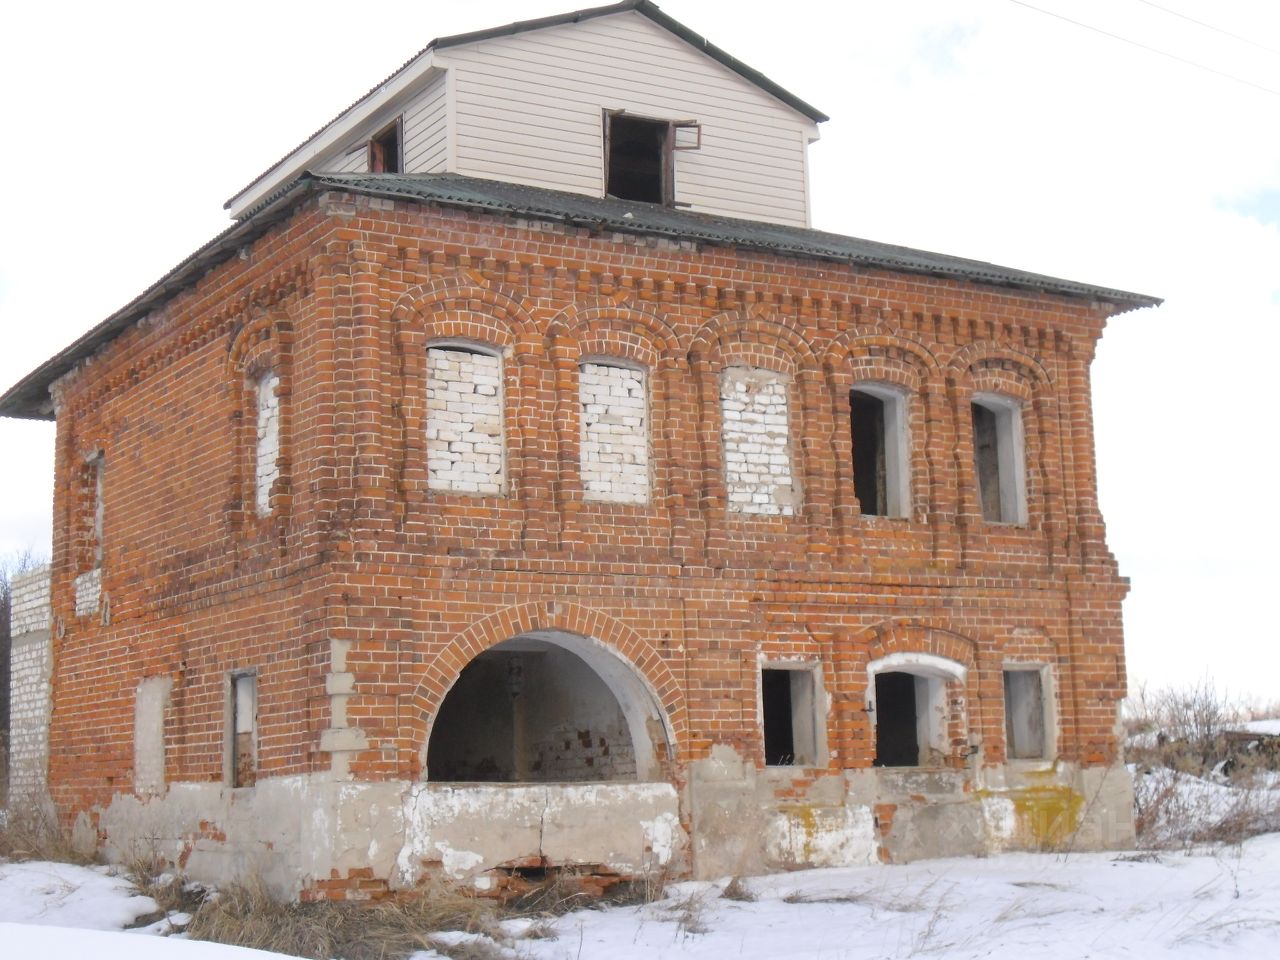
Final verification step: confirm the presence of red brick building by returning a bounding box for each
[1,2,1157,898]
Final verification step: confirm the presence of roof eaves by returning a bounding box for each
[0,179,319,421]
[306,174,1160,310]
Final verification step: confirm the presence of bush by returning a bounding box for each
[1125,680,1280,849]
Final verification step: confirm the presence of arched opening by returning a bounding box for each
[867,652,967,768]
[426,630,672,783]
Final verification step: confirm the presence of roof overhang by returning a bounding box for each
[0,172,1161,422]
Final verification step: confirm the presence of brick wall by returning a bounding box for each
[38,190,1133,855]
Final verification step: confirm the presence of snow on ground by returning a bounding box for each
[0,859,157,928]
[0,922,302,960]
[5,836,1280,959]
[1237,719,1280,736]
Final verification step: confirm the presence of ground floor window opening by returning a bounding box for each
[869,654,966,768]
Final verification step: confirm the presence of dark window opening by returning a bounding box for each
[851,390,888,516]
[606,113,669,204]
[230,673,256,788]
[762,669,796,765]
[428,639,638,783]
[369,118,402,174]
[1004,669,1047,759]
[761,667,818,766]
[873,671,919,767]
[972,402,1002,522]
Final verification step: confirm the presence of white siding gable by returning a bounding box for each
[227,10,821,226]
[437,12,818,226]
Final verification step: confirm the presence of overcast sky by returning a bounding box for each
[1,0,1276,699]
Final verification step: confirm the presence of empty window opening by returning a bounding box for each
[230,673,257,788]
[428,633,671,783]
[426,344,504,495]
[761,667,819,766]
[369,118,402,173]
[850,386,909,517]
[606,113,668,204]
[255,371,280,516]
[1004,668,1048,759]
[869,657,961,768]
[971,396,1026,523]
[579,361,649,504]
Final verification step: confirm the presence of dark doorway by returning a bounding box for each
[874,671,919,767]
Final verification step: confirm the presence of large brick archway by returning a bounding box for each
[406,601,687,775]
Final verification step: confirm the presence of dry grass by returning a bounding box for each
[720,876,756,902]
[183,876,501,960]
[0,806,92,865]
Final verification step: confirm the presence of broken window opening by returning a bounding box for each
[369,118,402,174]
[971,395,1026,524]
[761,667,819,766]
[1004,668,1048,760]
[850,386,909,518]
[230,673,257,788]
[873,672,920,767]
[605,112,681,205]
[428,634,651,783]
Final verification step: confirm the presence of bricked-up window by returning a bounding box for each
[761,667,819,766]
[604,111,700,205]
[1004,668,1048,760]
[229,673,257,788]
[971,394,1027,524]
[368,117,402,173]
[134,676,171,797]
[426,345,504,495]
[721,367,798,516]
[850,385,910,518]
[579,362,649,504]
[254,372,280,516]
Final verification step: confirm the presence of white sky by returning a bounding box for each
[1,0,1276,698]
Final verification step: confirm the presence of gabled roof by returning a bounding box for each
[0,171,1160,421]
[224,0,828,215]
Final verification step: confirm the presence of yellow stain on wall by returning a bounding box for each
[1007,787,1084,848]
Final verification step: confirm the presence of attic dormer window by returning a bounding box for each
[604,111,700,206]
[369,118,402,174]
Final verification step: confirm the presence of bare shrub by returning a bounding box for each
[0,803,91,865]
[1127,680,1280,849]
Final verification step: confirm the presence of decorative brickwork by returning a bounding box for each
[24,189,1141,895]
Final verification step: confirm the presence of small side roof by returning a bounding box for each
[0,171,1160,421]
[224,0,828,216]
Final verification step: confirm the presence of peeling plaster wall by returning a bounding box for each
[395,781,684,888]
[90,775,685,899]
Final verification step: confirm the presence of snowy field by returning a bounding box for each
[4,833,1280,960]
